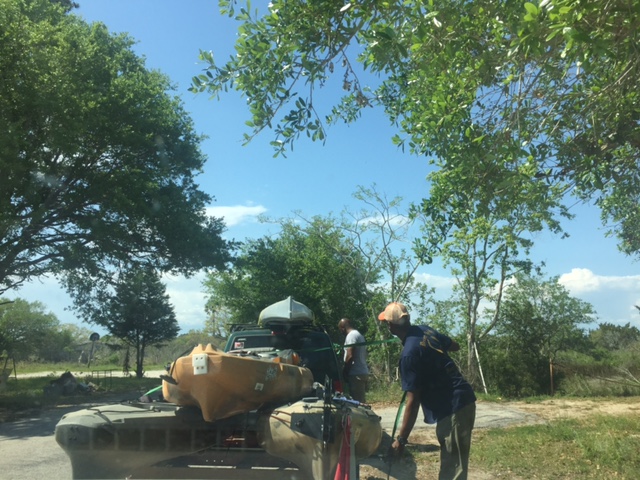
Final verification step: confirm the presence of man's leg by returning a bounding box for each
[435,402,476,480]
[348,375,368,403]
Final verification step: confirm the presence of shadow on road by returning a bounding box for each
[358,431,439,480]
[0,393,137,439]
[0,404,79,439]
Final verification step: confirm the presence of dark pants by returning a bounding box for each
[347,374,368,403]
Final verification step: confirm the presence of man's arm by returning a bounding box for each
[343,346,354,377]
[389,390,421,457]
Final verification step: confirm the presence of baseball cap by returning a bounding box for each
[378,302,409,324]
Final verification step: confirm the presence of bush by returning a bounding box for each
[480,338,549,398]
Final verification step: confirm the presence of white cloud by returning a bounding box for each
[412,268,640,327]
[206,204,267,227]
[556,268,640,327]
[414,272,456,291]
[162,272,209,332]
[358,213,411,228]
[5,277,77,323]
[7,273,212,335]
[558,268,640,294]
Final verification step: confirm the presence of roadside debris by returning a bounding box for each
[43,372,97,397]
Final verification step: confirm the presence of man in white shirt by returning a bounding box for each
[338,317,369,402]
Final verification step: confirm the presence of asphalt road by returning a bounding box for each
[1,403,77,480]
[375,400,542,432]
[0,392,140,480]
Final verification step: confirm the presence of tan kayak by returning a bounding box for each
[162,344,314,422]
[258,295,314,327]
[258,397,382,479]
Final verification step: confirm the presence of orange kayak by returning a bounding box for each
[162,344,314,422]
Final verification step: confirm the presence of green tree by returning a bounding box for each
[69,267,179,378]
[37,324,79,363]
[497,273,594,395]
[0,298,60,362]
[204,217,375,339]
[588,321,640,390]
[206,186,433,380]
[0,0,232,297]
[481,333,549,397]
[332,185,433,379]
[152,329,225,366]
[413,151,569,388]
[196,0,640,256]
[590,322,640,351]
[110,267,179,378]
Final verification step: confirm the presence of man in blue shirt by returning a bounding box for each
[379,302,476,480]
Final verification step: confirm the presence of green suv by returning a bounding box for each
[224,322,343,394]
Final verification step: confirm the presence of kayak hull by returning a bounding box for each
[258,397,382,479]
[258,296,314,327]
[162,344,314,422]
[54,402,300,479]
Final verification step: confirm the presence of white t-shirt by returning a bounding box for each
[344,329,369,376]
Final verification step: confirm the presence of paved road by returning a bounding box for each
[375,401,542,432]
[0,391,541,480]
[0,394,137,480]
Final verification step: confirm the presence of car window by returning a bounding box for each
[293,331,340,384]
[226,328,340,385]
[228,333,277,351]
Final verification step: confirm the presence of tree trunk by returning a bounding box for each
[467,330,480,387]
[474,342,488,394]
[136,342,145,379]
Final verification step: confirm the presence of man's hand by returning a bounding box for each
[387,438,404,461]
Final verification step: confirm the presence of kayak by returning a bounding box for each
[258,396,382,479]
[55,395,382,479]
[55,403,190,479]
[55,401,300,479]
[162,344,314,422]
[258,296,314,327]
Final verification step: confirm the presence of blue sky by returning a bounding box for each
[8,0,640,333]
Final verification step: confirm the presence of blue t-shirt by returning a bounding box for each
[399,325,476,424]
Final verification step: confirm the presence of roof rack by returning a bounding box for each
[230,322,329,334]
[229,323,267,333]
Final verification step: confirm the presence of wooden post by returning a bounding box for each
[87,332,100,369]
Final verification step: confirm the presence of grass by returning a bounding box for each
[364,382,640,479]
[367,377,403,404]
[8,360,165,374]
[0,370,162,421]
[471,414,640,479]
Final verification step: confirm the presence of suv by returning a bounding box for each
[224,322,343,394]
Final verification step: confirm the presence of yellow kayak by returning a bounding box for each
[162,344,314,422]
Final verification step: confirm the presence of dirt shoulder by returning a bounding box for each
[359,397,640,480]
[507,396,640,421]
